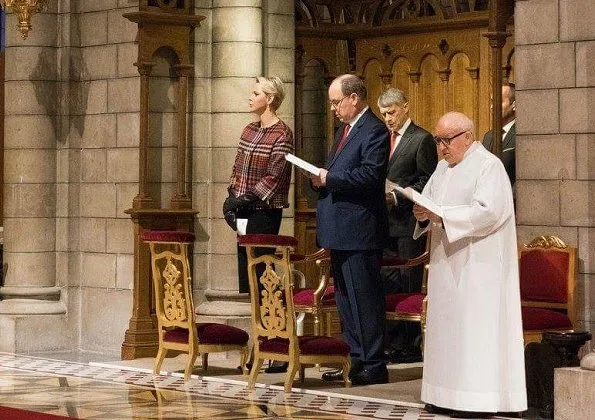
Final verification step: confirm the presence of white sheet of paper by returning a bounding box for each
[237,218,248,236]
[285,153,321,176]
[395,186,444,218]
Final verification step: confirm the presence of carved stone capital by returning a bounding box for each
[135,61,155,76]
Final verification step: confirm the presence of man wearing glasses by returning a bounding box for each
[311,74,390,386]
[413,112,526,417]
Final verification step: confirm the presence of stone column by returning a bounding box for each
[514,1,595,416]
[196,0,264,319]
[0,5,66,351]
[263,0,295,236]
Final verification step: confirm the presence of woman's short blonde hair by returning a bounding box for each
[256,76,285,111]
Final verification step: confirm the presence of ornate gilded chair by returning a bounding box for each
[291,248,337,336]
[384,234,431,354]
[238,234,351,392]
[519,235,577,345]
[141,230,249,379]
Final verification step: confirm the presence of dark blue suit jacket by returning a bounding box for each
[316,108,389,250]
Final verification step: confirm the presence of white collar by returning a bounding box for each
[347,106,369,128]
[396,118,412,137]
[503,119,515,136]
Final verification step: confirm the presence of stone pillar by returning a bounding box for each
[0,4,66,352]
[196,0,265,318]
[196,0,295,324]
[263,0,295,237]
[514,0,595,416]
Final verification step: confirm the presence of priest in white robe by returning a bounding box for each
[412,112,527,417]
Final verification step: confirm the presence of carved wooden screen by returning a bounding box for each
[295,0,514,255]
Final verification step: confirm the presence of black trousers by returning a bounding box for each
[236,208,283,294]
[330,249,386,373]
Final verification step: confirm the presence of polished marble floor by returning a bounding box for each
[0,352,530,419]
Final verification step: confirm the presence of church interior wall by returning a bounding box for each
[1,0,592,356]
[514,0,595,341]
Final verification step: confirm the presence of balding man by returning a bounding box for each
[413,112,527,417]
[312,74,389,386]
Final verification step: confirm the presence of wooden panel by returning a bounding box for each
[391,57,412,110]
[419,54,442,132]
[449,53,473,117]
[363,59,383,118]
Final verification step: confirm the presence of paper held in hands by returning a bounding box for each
[285,153,321,176]
[395,186,444,218]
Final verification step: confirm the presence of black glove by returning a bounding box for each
[222,192,261,214]
[224,210,237,231]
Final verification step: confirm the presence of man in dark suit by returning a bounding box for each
[482,83,516,186]
[311,74,389,385]
[378,88,438,363]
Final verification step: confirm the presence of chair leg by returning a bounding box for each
[248,357,264,389]
[153,347,167,375]
[342,360,352,388]
[299,365,306,383]
[240,346,249,375]
[185,349,198,379]
[284,361,299,393]
[325,312,332,337]
[313,312,320,336]
[201,353,208,372]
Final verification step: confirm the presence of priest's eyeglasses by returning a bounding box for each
[433,131,467,147]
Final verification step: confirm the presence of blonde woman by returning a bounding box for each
[224,76,294,294]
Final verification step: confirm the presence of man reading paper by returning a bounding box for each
[413,112,526,418]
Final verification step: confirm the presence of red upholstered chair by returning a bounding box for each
[519,235,577,345]
[238,234,351,392]
[141,230,249,379]
[291,248,337,336]
[384,234,431,355]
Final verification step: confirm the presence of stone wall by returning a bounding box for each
[515,0,595,340]
[0,0,295,355]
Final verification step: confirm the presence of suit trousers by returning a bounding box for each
[330,249,386,372]
[236,208,283,294]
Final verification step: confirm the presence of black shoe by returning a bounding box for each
[350,368,389,386]
[451,410,494,418]
[424,404,452,415]
[387,347,422,364]
[264,361,288,374]
[321,368,345,382]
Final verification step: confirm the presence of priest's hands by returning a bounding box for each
[413,203,442,225]
[310,169,328,188]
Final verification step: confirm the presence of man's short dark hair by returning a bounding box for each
[340,74,367,100]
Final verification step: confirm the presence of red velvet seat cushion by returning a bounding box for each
[163,323,249,345]
[141,230,195,243]
[259,335,350,356]
[520,249,569,303]
[385,292,424,315]
[293,285,336,306]
[521,307,572,330]
[238,234,298,248]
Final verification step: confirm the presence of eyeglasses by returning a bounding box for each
[329,95,348,108]
[433,131,467,146]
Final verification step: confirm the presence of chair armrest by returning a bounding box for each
[382,250,430,269]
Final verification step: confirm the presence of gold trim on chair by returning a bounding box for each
[519,235,577,346]
[239,235,351,392]
[144,232,249,379]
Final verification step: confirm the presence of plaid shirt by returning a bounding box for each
[228,120,294,209]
